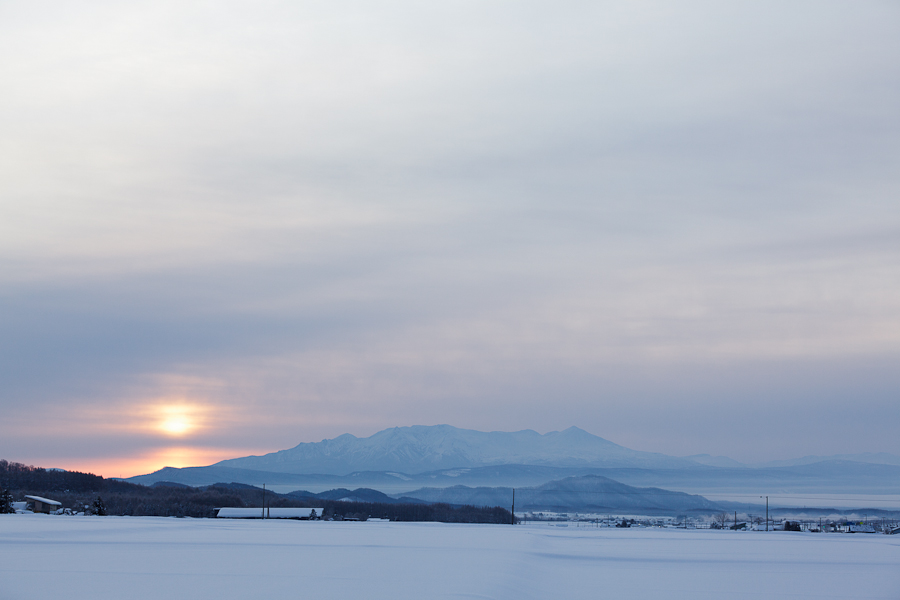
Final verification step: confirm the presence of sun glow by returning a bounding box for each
[155,405,201,437]
[160,416,191,435]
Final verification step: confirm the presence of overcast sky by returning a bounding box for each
[2,1,899,477]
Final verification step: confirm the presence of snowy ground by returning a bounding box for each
[2,515,899,599]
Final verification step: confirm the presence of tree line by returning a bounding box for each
[0,460,513,523]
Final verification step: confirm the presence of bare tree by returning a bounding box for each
[713,512,728,528]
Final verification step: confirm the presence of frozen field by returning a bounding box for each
[2,515,899,600]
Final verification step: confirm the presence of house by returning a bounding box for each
[24,495,62,514]
[779,521,802,532]
[215,507,323,519]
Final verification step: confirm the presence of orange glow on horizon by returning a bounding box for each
[46,446,267,480]
[12,390,281,478]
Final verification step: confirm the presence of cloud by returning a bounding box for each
[0,0,899,472]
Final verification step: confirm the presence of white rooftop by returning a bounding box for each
[216,507,323,519]
[24,495,61,506]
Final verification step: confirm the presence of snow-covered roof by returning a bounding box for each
[25,495,61,506]
[216,507,323,519]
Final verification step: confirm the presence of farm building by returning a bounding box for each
[216,507,323,519]
[24,495,61,514]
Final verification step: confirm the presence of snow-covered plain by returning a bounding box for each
[2,515,899,599]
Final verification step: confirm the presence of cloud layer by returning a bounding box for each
[1,0,899,475]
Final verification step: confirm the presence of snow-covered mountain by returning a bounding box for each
[213,425,696,475]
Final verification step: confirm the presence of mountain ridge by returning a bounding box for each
[212,424,696,475]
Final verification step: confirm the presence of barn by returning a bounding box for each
[24,495,62,514]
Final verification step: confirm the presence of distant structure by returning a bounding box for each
[216,507,323,519]
[24,495,61,514]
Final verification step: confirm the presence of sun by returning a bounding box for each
[155,406,199,437]
[160,416,191,436]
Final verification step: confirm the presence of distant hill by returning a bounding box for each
[750,452,900,468]
[682,454,747,468]
[124,466,327,487]
[287,488,430,505]
[212,425,695,475]
[401,475,723,514]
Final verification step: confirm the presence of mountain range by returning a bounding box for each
[212,425,696,474]
[124,425,900,503]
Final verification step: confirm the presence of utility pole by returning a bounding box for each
[511,489,515,525]
[734,511,737,530]
[761,496,768,531]
[262,484,266,519]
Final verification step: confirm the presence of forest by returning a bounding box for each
[0,460,513,523]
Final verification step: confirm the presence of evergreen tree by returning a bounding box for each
[93,496,107,516]
[0,488,14,514]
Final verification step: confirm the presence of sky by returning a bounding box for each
[1,1,899,478]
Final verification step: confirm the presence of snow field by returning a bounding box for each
[2,515,899,599]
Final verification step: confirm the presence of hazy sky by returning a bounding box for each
[2,1,899,477]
